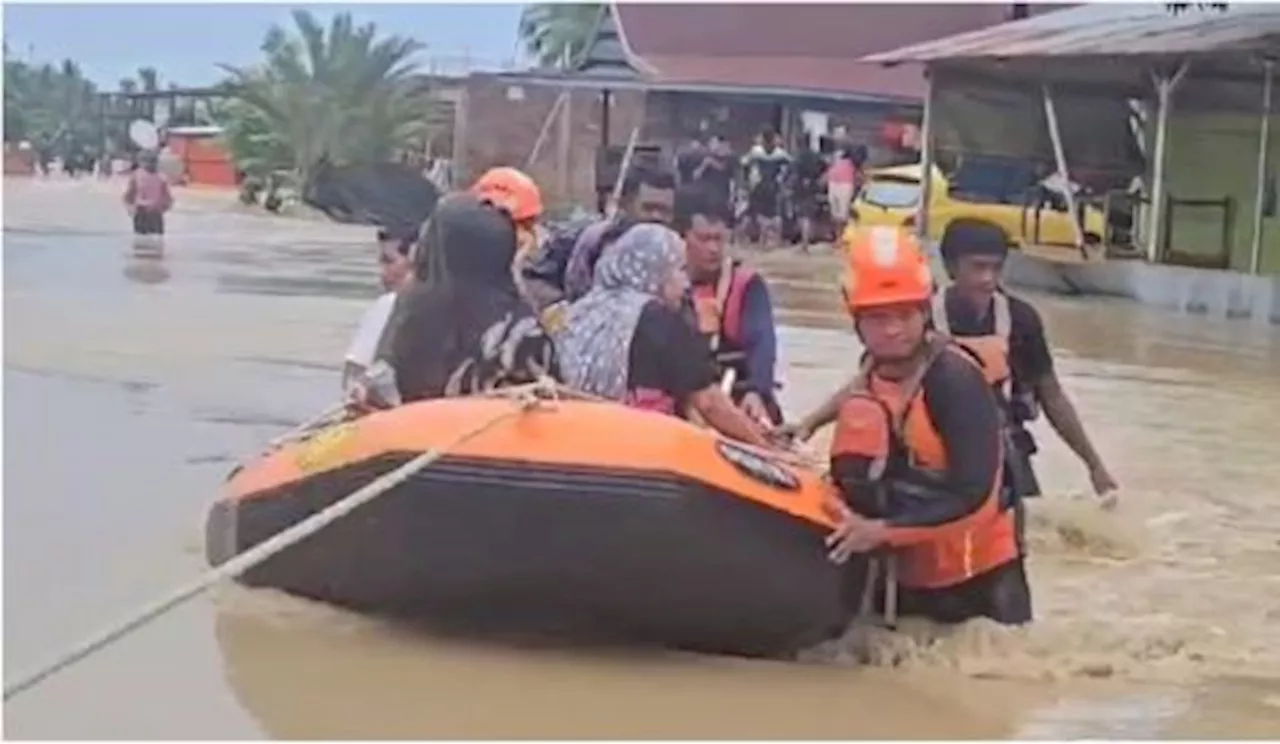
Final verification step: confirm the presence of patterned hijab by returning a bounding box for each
[555,223,687,400]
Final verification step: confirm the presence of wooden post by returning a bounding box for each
[1041,82,1086,254]
[917,70,936,242]
[558,91,573,206]
[1146,61,1190,263]
[1250,58,1274,275]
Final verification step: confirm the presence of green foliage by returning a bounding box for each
[215,92,293,184]
[518,3,603,68]
[3,50,99,154]
[1,47,175,158]
[216,9,432,185]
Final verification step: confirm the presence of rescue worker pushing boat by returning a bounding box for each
[784,217,1117,507]
[824,226,1031,626]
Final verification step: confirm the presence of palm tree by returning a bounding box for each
[518,3,603,68]
[137,66,159,93]
[218,9,428,186]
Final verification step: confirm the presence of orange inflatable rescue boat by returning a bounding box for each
[206,391,853,656]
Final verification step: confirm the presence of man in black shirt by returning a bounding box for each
[695,135,735,216]
[933,218,1118,504]
[675,138,706,186]
[741,130,790,249]
[791,138,829,252]
[783,217,1118,508]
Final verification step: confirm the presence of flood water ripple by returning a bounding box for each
[4,178,1280,739]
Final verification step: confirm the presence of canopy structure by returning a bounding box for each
[864,3,1280,274]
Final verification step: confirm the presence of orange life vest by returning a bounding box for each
[932,289,1039,421]
[830,336,1020,590]
[690,255,756,353]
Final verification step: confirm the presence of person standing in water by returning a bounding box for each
[784,217,1118,506]
[824,226,1030,626]
[123,150,173,238]
[931,218,1118,503]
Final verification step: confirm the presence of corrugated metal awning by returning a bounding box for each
[863,4,1280,64]
[488,70,919,106]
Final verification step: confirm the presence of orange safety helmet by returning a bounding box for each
[470,167,543,224]
[841,226,934,312]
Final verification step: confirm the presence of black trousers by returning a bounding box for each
[133,209,165,235]
[847,556,1033,626]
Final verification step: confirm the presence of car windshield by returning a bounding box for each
[862,178,921,209]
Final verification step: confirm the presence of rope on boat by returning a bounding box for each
[2,384,553,703]
[4,378,828,701]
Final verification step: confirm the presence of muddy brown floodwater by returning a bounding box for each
[4,178,1280,739]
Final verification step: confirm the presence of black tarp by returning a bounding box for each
[303,161,442,237]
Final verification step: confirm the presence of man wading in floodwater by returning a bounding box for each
[123,150,173,240]
[929,219,1118,505]
[823,227,1030,626]
[786,217,1119,513]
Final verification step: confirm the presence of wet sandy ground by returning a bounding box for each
[4,178,1280,739]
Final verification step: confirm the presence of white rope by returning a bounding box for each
[3,388,545,702]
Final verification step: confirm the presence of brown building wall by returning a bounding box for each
[456,75,924,211]
[456,74,645,211]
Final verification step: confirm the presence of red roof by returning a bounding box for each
[611,3,1027,101]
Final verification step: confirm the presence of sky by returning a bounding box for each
[2,2,528,88]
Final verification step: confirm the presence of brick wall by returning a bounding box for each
[456,74,645,210]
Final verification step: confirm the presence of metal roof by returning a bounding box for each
[557,2,1025,102]
[487,69,919,106]
[863,3,1280,64]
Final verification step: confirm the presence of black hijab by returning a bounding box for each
[386,193,529,401]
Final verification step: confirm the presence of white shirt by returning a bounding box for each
[344,292,398,369]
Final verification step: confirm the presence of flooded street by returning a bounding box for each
[5,178,1280,738]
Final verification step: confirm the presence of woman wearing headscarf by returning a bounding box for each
[555,223,769,447]
[381,193,558,402]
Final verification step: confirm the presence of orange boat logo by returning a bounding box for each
[294,421,359,474]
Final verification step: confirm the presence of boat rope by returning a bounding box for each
[3,383,552,703]
[5,378,828,701]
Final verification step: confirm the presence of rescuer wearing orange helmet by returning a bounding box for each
[470,166,544,257]
[820,226,1030,626]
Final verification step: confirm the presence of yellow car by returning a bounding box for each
[843,163,1106,251]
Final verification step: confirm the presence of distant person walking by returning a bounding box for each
[123,150,174,238]
[741,130,790,250]
[826,144,865,232]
